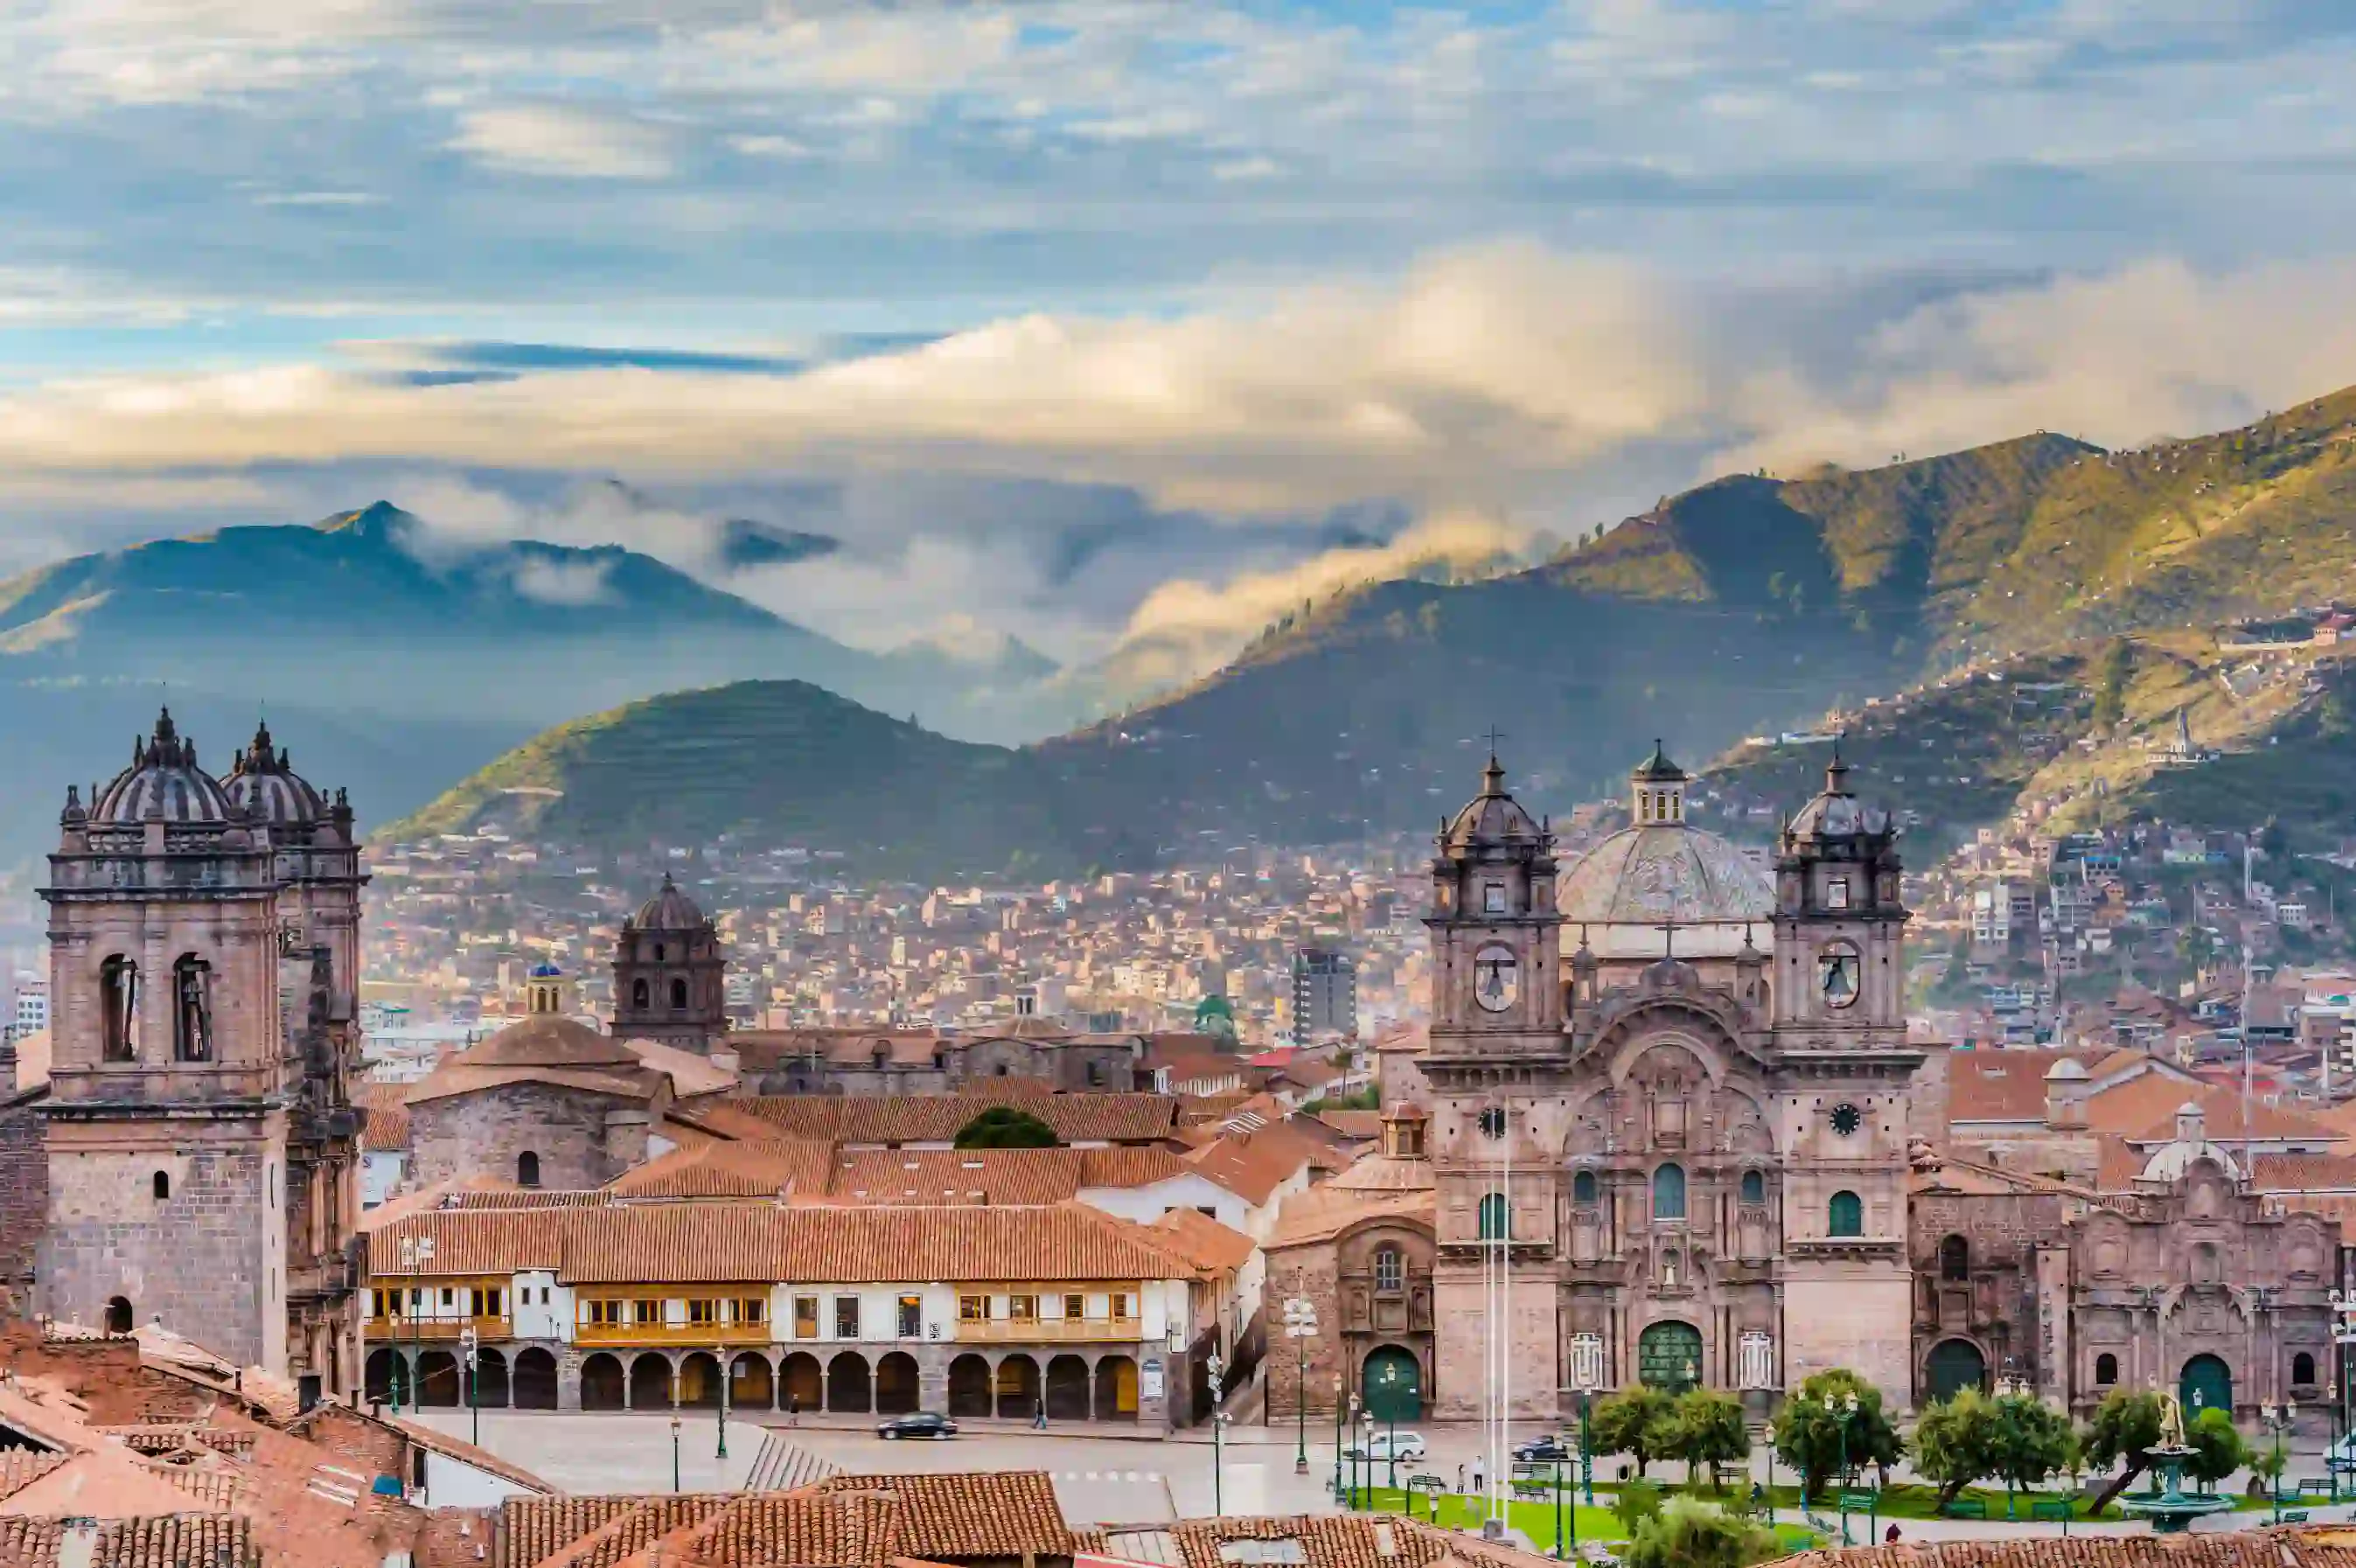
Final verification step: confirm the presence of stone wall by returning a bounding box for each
[408,1083,637,1192]
[38,1114,285,1371]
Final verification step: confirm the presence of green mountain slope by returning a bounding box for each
[384,680,1088,880]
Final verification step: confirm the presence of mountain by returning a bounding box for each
[383,680,1089,880]
[1022,384,2356,849]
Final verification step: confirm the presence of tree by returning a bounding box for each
[1913,1390,1999,1509]
[1669,1389,1752,1491]
[2081,1389,2166,1513]
[1621,1499,1780,1568]
[1613,1479,1662,1538]
[952,1106,1061,1149]
[1989,1395,2077,1514]
[1771,1369,1904,1502]
[2184,1407,2250,1490]
[1591,1386,1677,1478]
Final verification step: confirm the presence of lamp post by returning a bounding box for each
[1284,1298,1318,1475]
[1834,1390,1859,1546]
[2262,1400,2297,1523]
[670,1414,682,1493]
[1208,1351,1227,1516]
[458,1325,479,1447]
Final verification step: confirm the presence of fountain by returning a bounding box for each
[2120,1392,2235,1535]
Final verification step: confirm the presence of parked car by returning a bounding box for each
[1513,1435,1573,1463]
[877,1411,958,1439]
[1346,1430,1426,1462]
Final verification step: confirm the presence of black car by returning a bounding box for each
[1513,1435,1573,1463]
[877,1411,958,1439]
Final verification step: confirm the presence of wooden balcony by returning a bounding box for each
[958,1317,1141,1343]
[574,1321,772,1347]
[365,1317,510,1343]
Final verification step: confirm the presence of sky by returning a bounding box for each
[7,0,2356,684]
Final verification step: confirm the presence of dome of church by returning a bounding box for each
[631,874,707,930]
[222,720,328,825]
[1559,744,1772,959]
[93,709,234,824]
[1441,755,1545,852]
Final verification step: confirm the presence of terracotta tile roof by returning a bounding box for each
[0,1515,257,1568]
[371,1201,1209,1286]
[1780,1525,2356,1568]
[740,1092,1178,1146]
[807,1472,1077,1560]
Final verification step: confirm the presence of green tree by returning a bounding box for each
[1591,1386,1678,1479]
[1913,1390,1999,1509]
[1613,1478,1663,1538]
[2184,1407,2250,1490]
[2081,1384,2167,1513]
[952,1106,1062,1148]
[1621,1499,1780,1568]
[1990,1394,2077,1515]
[1771,1369,1904,1502]
[1669,1389,1752,1492]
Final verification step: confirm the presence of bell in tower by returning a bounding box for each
[1424,748,1563,1058]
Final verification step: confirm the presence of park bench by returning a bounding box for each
[1942,1499,1988,1520]
[2030,1500,2073,1523]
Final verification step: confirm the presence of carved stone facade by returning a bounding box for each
[1415,749,1927,1418]
[1912,1106,2340,1424]
[36,712,364,1397]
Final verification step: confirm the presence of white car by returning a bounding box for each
[1346,1431,1426,1462]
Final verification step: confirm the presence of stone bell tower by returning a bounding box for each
[39,711,291,1373]
[1421,752,1564,1418]
[1768,748,1921,1407]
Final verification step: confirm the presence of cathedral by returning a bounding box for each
[1418,745,1929,1418]
[30,712,365,1399]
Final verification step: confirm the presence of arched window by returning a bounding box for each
[1828,1190,1864,1237]
[171,953,213,1063]
[1373,1246,1405,1293]
[1652,1164,1686,1222]
[1476,1193,1509,1241]
[1739,1170,1765,1204]
[2296,1351,2318,1386]
[105,1296,133,1335]
[631,978,650,1010]
[2095,1352,2118,1385]
[151,1171,170,1201]
[1572,1170,1599,1206]
[670,978,688,1009]
[100,955,139,1062]
[1940,1235,1969,1280]
[517,1151,541,1188]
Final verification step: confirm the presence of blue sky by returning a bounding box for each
[6,0,2356,679]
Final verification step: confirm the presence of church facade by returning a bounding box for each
[1416,748,1928,1418]
[32,713,365,1397]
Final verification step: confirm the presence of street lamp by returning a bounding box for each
[458,1325,479,1447]
[1834,1390,1860,1546]
[2262,1400,2297,1523]
[1208,1351,1228,1516]
[1283,1298,1318,1475]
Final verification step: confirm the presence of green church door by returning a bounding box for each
[1363,1346,1423,1420]
[2180,1355,2233,1418]
[1637,1321,1703,1393]
[1925,1340,1987,1404]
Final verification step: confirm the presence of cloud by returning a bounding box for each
[448,105,677,179]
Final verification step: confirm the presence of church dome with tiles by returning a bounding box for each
[1556,742,1774,960]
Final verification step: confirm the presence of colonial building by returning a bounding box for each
[1412,747,1930,1418]
[1911,1100,2339,1425]
[32,711,365,1398]
[610,875,729,1052]
[362,1200,1224,1428]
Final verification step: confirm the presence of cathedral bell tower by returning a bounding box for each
[1425,752,1562,1055]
